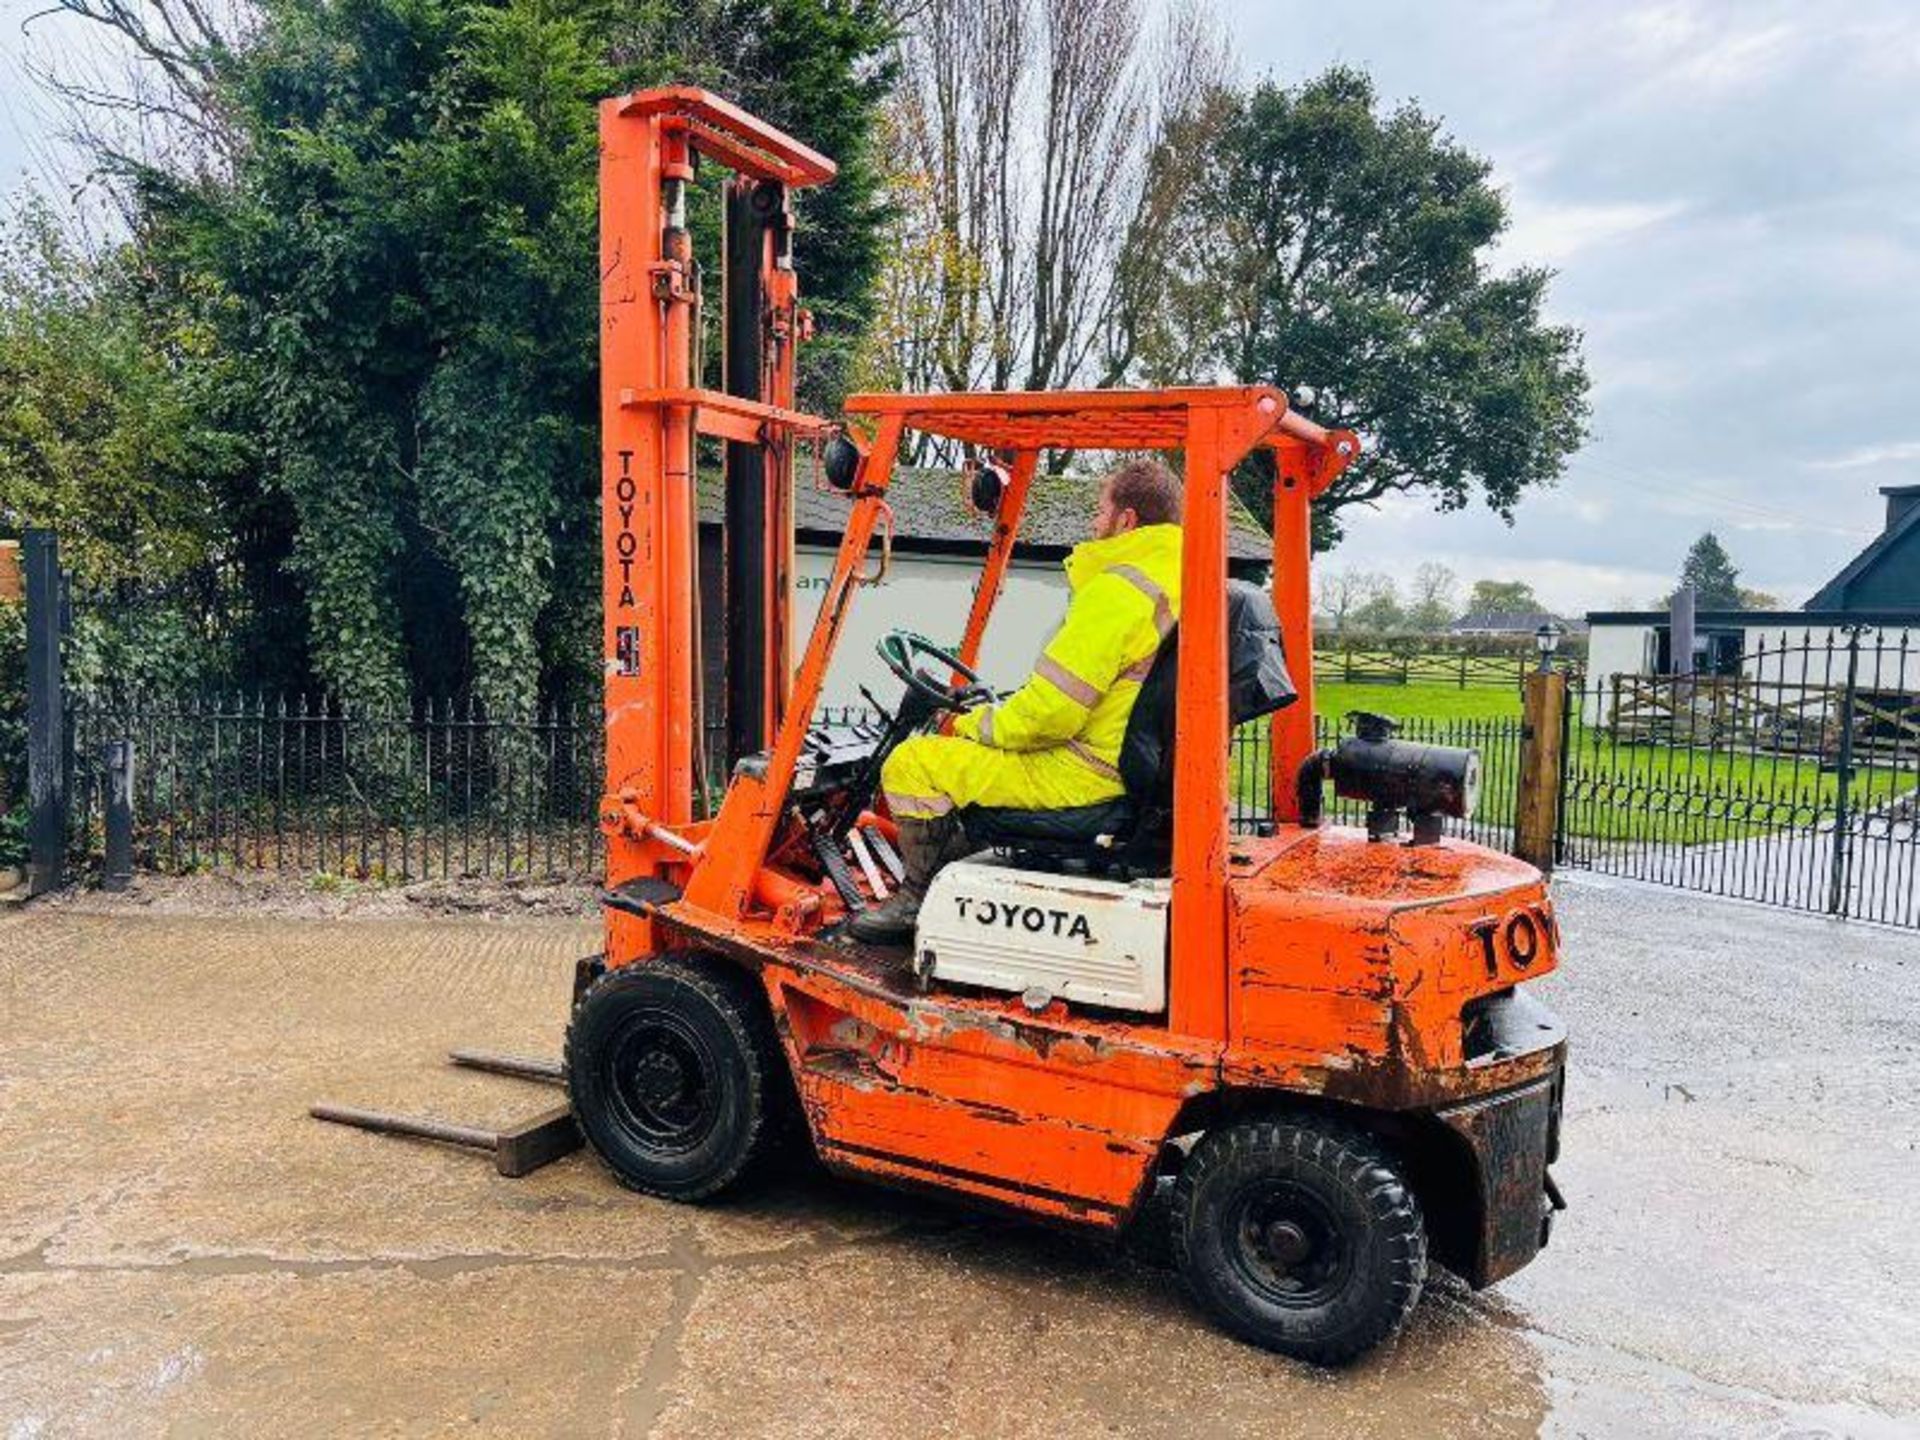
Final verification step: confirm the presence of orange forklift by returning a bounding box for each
[575,88,1566,1364]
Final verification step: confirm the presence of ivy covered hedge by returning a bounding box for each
[4,0,894,714]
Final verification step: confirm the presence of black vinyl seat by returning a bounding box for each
[957,580,1297,877]
[960,797,1135,850]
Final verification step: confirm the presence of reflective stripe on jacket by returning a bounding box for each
[950,523,1182,781]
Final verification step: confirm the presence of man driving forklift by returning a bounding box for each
[850,458,1185,943]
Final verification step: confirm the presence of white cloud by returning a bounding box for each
[1413,552,1682,616]
[1497,198,1686,267]
[1672,22,1801,92]
[1616,1,1707,58]
[1808,440,1920,471]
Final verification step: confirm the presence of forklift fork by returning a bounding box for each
[310,1049,580,1178]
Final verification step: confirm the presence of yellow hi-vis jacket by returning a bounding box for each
[949,523,1182,787]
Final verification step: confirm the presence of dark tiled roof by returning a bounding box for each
[1448,610,1583,634]
[698,467,1272,563]
[1804,492,1920,611]
[1586,608,1920,626]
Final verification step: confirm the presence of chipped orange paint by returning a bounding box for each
[598,88,1563,1239]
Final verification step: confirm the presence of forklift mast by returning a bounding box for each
[598,87,1361,995]
[598,89,836,892]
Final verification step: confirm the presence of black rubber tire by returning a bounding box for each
[1172,1117,1427,1366]
[565,954,782,1202]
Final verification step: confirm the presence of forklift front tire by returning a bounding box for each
[566,955,780,1202]
[1173,1117,1427,1365]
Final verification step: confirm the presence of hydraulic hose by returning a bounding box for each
[1295,749,1335,828]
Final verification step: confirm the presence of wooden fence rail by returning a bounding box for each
[1312,640,1584,690]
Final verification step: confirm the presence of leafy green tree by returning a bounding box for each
[1467,578,1543,616]
[0,195,256,691]
[1141,68,1590,548]
[1671,532,1743,611]
[1352,576,1405,632]
[0,196,244,591]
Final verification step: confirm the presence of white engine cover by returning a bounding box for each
[916,855,1171,1013]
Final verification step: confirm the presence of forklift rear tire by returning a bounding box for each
[566,955,781,1202]
[1172,1117,1427,1365]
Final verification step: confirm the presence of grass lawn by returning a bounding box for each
[1559,728,1913,846]
[1312,678,1522,723]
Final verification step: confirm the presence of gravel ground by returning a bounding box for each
[0,871,1915,1437]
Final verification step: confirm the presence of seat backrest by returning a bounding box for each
[1117,579,1298,809]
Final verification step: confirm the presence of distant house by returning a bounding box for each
[697,468,1273,708]
[1585,483,1920,684]
[1447,610,1583,639]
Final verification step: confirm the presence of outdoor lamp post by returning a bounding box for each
[1534,621,1565,673]
[1518,620,1570,871]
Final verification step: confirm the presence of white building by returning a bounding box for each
[1582,485,1920,726]
[700,468,1274,716]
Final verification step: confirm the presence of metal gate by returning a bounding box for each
[1559,628,1919,927]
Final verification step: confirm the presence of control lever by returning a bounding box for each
[863,825,907,883]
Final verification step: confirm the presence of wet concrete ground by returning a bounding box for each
[0,876,1915,1437]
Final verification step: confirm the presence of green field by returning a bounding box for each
[1313,678,1522,723]
[1274,676,1916,846]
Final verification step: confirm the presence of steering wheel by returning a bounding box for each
[877,631,993,713]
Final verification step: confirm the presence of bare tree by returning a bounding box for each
[872,0,1225,419]
[1024,0,1146,388]
[1315,567,1380,634]
[885,0,1030,395]
[19,0,252,187]
[1405,561,1458,632]
[1099,0,1229,385]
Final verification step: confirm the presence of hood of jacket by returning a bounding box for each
[1062,522,1182,593]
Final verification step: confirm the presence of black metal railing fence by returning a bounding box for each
[71,643,1917,933]
[62,691,1531,884]
[67,693,604,883]
[1560,628,1918,927]
[1230,714,1525,849]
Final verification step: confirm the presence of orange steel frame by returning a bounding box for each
[600,88,834,886]
[597,89,1561,1246]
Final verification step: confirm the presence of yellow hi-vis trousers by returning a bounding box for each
[881,733,1124,820]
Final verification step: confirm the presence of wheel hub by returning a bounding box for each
[631,1050,689,1108]
[1232,1184,1352,1306]
[1261,1220,1312,1267]
[605,1014,718,1152]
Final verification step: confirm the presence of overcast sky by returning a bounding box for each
[1222,0,1920,613]
[3,0,1918,616]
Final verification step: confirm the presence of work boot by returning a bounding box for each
[847,815,966,946]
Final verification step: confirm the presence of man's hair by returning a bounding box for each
[1107,458,1184,527]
